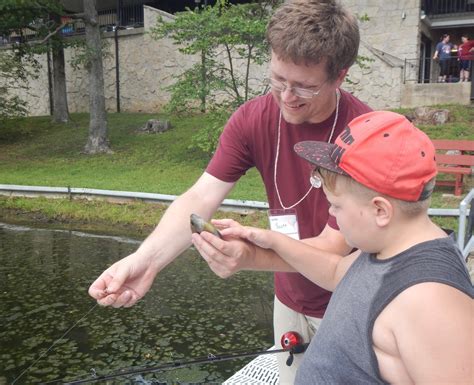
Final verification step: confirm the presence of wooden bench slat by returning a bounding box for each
[435,154,474,167]
[430,139,473,196]
[437,166,471,175]
[431,139,474,152]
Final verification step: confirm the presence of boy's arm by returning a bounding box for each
[386,282,472,384]
[193,224,359,291]
[269,230,360,291]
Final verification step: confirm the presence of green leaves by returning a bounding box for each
[150,0,280,155]
[150,0,278,115]
[0,0,68,120]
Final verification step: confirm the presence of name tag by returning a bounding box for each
[268,209,300,240]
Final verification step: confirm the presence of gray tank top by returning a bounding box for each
[295,236,473,384]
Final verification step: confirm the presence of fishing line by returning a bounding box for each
[11,302,99,385]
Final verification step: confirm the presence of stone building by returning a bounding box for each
[1,0,473,116]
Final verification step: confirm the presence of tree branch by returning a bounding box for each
[39,23,67,44]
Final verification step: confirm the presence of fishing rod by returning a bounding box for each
[53,332,308,385]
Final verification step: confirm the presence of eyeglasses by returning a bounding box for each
[267,78,325,99]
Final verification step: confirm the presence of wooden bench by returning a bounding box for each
[431,139,474,196]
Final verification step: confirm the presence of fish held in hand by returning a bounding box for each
[190,214,222,238]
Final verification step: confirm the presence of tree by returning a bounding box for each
[0,49,32,121]
[150,0,279,114]
[0,0,111,153]
[0,0,70,122]
[50,14,69,123]
[81,0,112,154]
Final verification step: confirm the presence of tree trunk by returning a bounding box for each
[83,0,112,154]
[52,44,69,123]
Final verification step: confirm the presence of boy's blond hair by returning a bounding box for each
[318,168,434,217]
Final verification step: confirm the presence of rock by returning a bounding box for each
[139,119,172,133]
[413,107,449,125]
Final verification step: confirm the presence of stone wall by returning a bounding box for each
[1,5,270,116]
[2,1,472,117]
[0,51,50,116]
[401,82,472,107]
[342,0,422,109]
[65,6,199,114]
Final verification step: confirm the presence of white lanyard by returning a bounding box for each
[273,89,340,210]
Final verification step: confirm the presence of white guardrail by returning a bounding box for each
[0,184,472,258]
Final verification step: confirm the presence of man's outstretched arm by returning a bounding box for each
[88,172,235,307]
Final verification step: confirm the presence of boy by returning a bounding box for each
[192,111,473,384]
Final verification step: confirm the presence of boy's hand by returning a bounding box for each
[191,231,256,278]
[212,219,275,249]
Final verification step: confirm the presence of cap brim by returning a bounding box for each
[294,141,347,175]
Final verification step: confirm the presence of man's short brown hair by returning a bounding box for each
[266,0,360,81]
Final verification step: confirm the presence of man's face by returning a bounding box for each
[269,53,344,125]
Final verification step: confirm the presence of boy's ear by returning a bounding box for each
[371,197,393,227]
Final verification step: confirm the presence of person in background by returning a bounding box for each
[458,34,474,82]
[89,1,371,382]
[433,34,454,82]
[192,111,473,384]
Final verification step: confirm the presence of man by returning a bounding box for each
[88,1,371,382]
[193,111,473,384]
[458,34,474,82]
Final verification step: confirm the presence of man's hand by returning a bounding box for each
[88,252,159,308]
[191,218,288,278]
[191,230,257,278]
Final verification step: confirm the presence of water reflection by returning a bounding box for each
[0,222,274,384]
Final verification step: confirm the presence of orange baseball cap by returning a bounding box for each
[294,111,437,201]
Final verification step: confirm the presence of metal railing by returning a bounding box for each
[404,56,471,83]
[422,0,474,16]
[0,4,145,46]
[458,188,474,259]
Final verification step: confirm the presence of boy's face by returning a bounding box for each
[323,181,377,252]
[269,53,344,125]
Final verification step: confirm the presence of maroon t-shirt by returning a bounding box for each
[206,90,372,317]
[458,40,474,60]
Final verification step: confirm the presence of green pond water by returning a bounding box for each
[0,222,274,384]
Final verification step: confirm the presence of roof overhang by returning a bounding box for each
[61,0,146,13]
[421,13,474,29]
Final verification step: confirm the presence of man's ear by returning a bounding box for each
[335,68,349,85]
[371,197,393,227]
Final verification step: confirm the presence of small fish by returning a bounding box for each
[190,213,222,238]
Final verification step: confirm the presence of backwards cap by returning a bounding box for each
[294,111,437,201]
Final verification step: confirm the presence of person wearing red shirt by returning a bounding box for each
[458,34,474,82]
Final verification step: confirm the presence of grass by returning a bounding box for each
[0,112,266,200]
[0,104,473,234]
